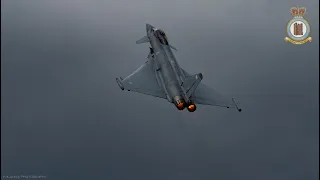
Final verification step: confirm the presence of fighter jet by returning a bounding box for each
[116,24,241,112]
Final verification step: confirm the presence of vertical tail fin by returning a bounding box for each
[183,73,203,97]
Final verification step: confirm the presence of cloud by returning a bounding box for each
[1,0,318,179]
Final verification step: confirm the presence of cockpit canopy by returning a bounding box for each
[154,29,169,45]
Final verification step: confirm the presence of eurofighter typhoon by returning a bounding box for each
[116,24,242,112]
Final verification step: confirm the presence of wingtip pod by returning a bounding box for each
[198,73,203,80]
[232,98,242,112]
[116,78,124,90]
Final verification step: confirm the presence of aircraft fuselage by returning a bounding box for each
[146,24,194,111]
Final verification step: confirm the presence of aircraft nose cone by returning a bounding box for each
[146,23,154,31]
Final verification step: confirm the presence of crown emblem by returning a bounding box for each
[290,6,306,17]
[285,6,311,44]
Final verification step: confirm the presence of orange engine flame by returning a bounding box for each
[187,104,196,112]
[177,103,185,110]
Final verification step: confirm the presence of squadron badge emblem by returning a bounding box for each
[284,6,312,44]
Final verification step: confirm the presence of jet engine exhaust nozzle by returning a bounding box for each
[176,103,185,110]
[174,96,186,110]
[187,104,197,112]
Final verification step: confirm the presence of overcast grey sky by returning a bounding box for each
[1,0,319,180]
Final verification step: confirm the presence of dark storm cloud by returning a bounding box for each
[1,0,318,180]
